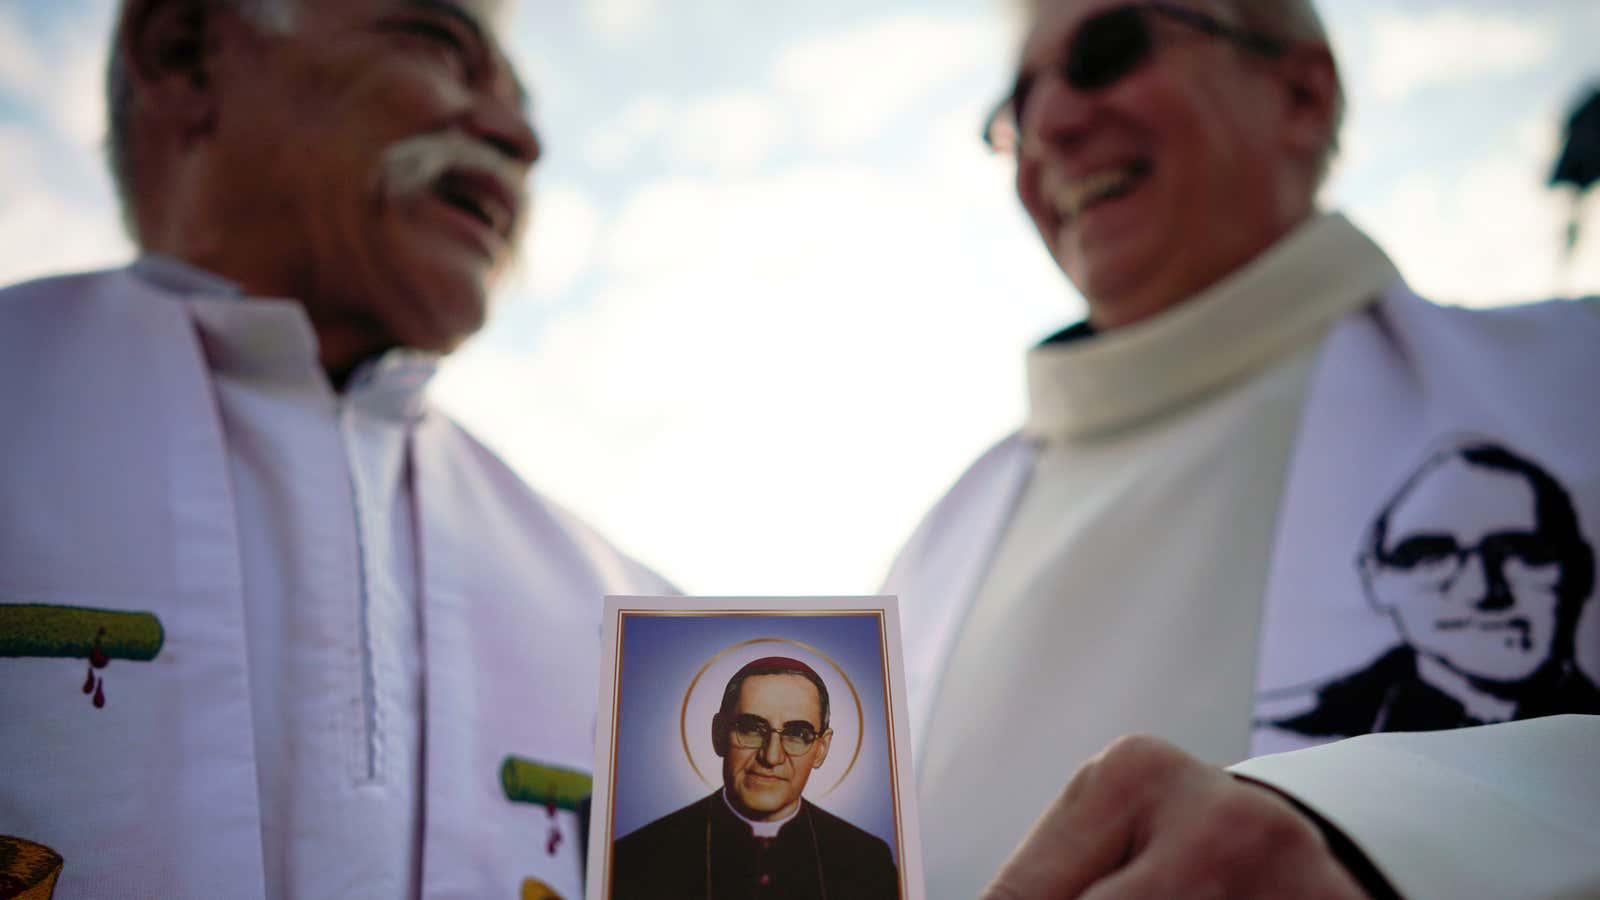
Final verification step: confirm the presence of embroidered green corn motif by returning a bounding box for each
[500,757,592,811]
[501,756,593,863]
[0,604,165,708]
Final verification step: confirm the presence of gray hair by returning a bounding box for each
[1217,0,1345,186]
[105,0,297,240]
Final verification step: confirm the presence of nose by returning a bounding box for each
[1454,552,1515,612]
[1020,73,1097,157]
[759,730,786,767]
[465,88,541,167]
[1474,553,1517,612]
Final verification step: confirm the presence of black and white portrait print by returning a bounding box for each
[1263,441,1600,736]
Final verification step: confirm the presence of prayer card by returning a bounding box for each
[587,595,924,900]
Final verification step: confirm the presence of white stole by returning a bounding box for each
[1250,286,1600,754]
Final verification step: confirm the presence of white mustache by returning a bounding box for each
[378,130,529,222]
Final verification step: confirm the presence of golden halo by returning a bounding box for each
[678,637,864,797]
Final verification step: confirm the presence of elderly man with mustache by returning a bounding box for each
[0,1,669,898]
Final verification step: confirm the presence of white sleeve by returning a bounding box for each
[1229,715,1600,900]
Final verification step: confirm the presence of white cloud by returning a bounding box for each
[0,127,132,286]
[775,13,1008,149]
[438,145,1066,593]
[519,181,602,297]
[664,92,788,172]
[445,68,1071,593]
[45,5,115,153]
[587,0,657,45]
[582,95,672,170]
[583,91,788,173]
[1367,11,1554,104]
[1354,109,1600,307]
[0,12,43,100]
[0,5,115,155]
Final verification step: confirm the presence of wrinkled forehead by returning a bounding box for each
[402,0,514,49]
[1386,458,1541,546]
[332,0,511,29]
[423,0,510,28]
[734,674,823,720]
[403,0,530,105]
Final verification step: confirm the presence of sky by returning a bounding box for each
[2,0,1597,595]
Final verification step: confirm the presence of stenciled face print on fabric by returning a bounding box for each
[1259,440,1600,737]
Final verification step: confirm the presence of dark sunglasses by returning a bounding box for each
[1380,532,1564,575]
[982,2,1287,152]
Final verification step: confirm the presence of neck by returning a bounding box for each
[311,324,397,391]
[721,789,801,837]
[138,240,393,389]
[1084,204,1313,331]
[1415,654,1518,723]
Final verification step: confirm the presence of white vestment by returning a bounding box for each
[885,214,1600,899]
[0,261,673,899]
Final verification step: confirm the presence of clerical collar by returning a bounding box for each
[130,254,439,420]
[131,253,244,298]
[720,789,800,838]
[1023,213,1401,441]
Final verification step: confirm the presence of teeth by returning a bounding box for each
[462,188,508,235]
[438,172,513,237]
[1052,163,1144,219]
[476,193,509,235]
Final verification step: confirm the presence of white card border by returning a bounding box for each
[586,595,925,900]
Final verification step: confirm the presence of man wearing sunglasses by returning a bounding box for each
[886,0,1600,898]
[610,657,899,898]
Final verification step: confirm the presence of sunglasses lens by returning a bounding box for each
[1067,7,1152,91]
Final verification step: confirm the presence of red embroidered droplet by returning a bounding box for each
[93,680,106,708]
[89,628,110,669]
[544,783,562,855]
[83,666,96,694]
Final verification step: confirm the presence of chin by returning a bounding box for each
[1064,256,1156,324]
[391,277,490,352]
[1467,658,1547,685]
[737,787,791,813]
[1437,642,1545,684]
[390,314,480,354]
[383,230,498,349]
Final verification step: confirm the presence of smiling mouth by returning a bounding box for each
[1052,159,1152,221]
[1435,617,1530,631]
[432,168,516,241]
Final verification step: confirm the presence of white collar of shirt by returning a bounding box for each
[720,788,801,838]
[1023,212,1401,441]
[130,253,440,422]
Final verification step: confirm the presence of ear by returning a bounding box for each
[1357,551,1391,613]
[711,713,728,758]
[810,729,833,770]
[117,0,222,137]
[1276,44,1341,168]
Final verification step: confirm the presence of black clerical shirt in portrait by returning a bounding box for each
[609,792,899,899]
